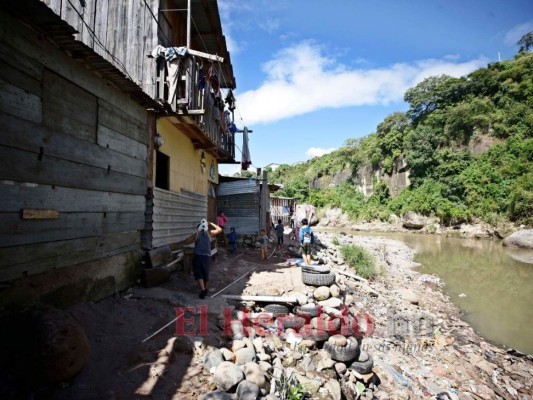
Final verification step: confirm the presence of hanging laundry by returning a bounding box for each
[207,65,220,94]
[241,127,252,170]
[165,46,188,61]
[167,58,181,105]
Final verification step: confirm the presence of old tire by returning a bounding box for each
[294,304,321,318]
[302,271,336,286]
[278,315,306,330]
[323,341,360,362]
[301,265,330,274]
[302,328,330,343]
[263,304,290,316]
[349,354,374,374]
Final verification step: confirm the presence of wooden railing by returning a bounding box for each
[155,55,235,161]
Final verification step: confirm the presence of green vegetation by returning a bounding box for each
[340,245,376,279]
[270,49,533,227]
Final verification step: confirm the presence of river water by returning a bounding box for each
[350,231,533,354]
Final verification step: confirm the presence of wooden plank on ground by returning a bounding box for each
[147,245,172,268]
[0,183,145,213]
[0,231,140,281]
[0,112,147,177]
[0,211,144,247]
[0,146,146,195]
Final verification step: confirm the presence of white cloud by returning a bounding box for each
[260,18,280,34]
[236,41,488,126]
[219,164,242,177]
[504,21,533,46]
[306,147,336,158]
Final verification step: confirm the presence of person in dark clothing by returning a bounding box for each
[228,226,238,254]
[275,219,284,250]
[181,219,222,298]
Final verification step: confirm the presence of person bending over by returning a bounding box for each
[181,219,222,298]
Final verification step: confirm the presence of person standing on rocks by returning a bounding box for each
[180,219,222,299]
[299,218,314,265]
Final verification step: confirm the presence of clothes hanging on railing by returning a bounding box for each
[167,58,181,105]
[151,45,189,105]
[241,127,252,170]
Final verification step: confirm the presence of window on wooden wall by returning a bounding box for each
[155,150,170,190]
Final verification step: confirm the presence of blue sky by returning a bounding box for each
[217,0,533,176]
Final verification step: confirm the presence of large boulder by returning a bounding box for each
[213,361,245,391]
[502,230,533,249]
[402,212,427,230]
[1,305,90,384]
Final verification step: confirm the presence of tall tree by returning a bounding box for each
[517,31,533,52]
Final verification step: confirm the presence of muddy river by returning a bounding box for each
[351,231,533,354]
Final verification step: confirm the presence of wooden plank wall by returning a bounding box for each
[152,188,207,247]
[41,0,161,97]
[0,8,149,282]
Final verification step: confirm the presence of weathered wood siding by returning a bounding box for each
[0,7,148,283]
[152,188,207,247]
[40,0,165,97]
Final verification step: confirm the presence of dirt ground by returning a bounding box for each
[31,239,304,400]
[12,231,533,400]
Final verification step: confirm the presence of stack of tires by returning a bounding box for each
[301,264,336,286]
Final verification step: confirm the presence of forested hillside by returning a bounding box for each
[268,51,533,226]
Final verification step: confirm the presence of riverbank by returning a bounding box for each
[12,232,532,399]
[314,230,533,399]
[316,207,521,241]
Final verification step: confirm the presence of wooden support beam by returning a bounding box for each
[335,269,369,284]
[222,295,298,303]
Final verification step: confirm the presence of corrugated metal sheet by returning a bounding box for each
[152,188,207,247]
[217,179,259,196]
[217,193,260,235]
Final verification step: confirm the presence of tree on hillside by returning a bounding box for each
[517,31,533,52]
[404,75,468,124]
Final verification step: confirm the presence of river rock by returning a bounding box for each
[502,229,533,249]
[258,361,272,372]
[330,284,341,297]
[243,362,266,389]
[334,362,347,375]
[314,286,331,301]
[325,379,342,400]
[198,391,232,400]
[220,347,235,362]
[318,297,343,308]
[204,349,224,372]
[236,380,260,400]
[328,334,348,346]
[402,211,427,229]
[398,288,419,305]
[235,347,256,365]
[296,373,322,394]
[213,361,244,391]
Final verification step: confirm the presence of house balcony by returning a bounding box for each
[155,55,236,163]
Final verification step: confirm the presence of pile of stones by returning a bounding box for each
[199,264,380,399]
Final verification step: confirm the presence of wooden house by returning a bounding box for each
[0,0,237,307]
